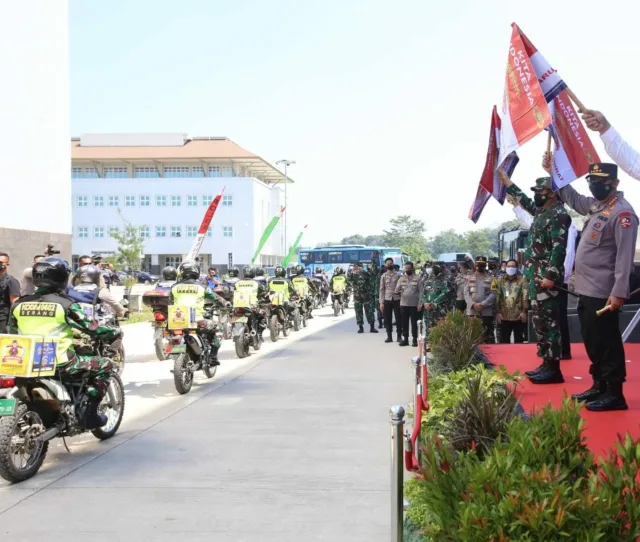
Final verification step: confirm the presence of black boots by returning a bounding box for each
[358,325,364,334]
[399,338,409,347]
[209,345,221,367]
[525,361,546,377]
[528,358,564,384]
[412,338,418,347]
[80,395,108,429]
[585,382,628,412]
[370,324,378,333]
[385,334,393,343]
[397,333,402,343]
[571,380,605,403]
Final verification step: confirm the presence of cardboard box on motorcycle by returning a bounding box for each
[0,334,58,378]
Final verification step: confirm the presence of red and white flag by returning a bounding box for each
[498,24,552,165]
[480,106,519,205]
[547,90,600,190]
[185,186,226,262]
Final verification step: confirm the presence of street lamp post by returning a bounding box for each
[276,159,295,254]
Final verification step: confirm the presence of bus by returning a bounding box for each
[498,228,529,269]
[298,245,408,275]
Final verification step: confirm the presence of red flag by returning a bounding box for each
[469,184,491,224]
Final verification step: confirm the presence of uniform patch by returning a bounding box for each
[593,221,603,230]
[602,210,611,216]
[620,216,632,229]
[596,215,609,222]
[591,231,599,240]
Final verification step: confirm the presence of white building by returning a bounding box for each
[71,134,292,273]
[0,0,71,272]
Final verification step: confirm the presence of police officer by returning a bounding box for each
[379,257,401,343]
[553,159,638,411]
[499,170,570,384]
[454,261,471,312]
[464,256,496,343]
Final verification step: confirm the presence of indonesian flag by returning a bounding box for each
[185,186,225,262]
[546,90,600,190]
[498,24,552,165]
[480,106,520,205]
[468,184,491,224]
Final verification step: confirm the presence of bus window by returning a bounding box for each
[328,251,343,263]
[312,252,327,264]
[359,249,375,262]
[299,251,312,264]
[344,250,359,264]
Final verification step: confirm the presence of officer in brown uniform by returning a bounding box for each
[379,257,402,343]
[556,160,638,411]
[464,256,496,343]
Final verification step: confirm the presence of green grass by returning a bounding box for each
[125,307,155,324]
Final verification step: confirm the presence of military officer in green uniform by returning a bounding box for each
[351,262,377,333]
[421,262,450,340]
[499,169,570,384]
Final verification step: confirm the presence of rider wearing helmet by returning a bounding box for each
[291,264,317,319]
[233,266,269,329]
[171,261,226,366]
[158,266,178,288]
[254,267,267,288]
[313,268,330,302]
[68,264,127,318]
[223,267,241,292]
[330,266,349,295]
[9,257,120,429]
[267,266,297,306]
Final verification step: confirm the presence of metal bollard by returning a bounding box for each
[390,405,405,542]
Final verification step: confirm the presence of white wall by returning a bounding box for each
[0,0,71,234]
[71,176,284,265]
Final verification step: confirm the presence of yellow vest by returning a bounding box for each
[332,275,347,293]
[291,276,309,296]
[233,279,259,308]
[171,282,206,320]
[269,279,290,304]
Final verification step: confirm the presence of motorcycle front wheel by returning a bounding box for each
[93,373,126,440]
[173,353,194,395]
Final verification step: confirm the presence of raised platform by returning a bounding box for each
[481,343,640,457]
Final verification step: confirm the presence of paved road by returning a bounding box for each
[0,307,411,541]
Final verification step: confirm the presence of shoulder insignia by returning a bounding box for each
[620,216,632,229]
[490,279,497,291]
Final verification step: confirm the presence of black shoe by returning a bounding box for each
[399,340,409,347]
[378,322,383,329]
[358,325,364,333]
[385,336,393,343]
[525,363,546,377]
[529,366,564,384]
[572,381,605,402]
[585,382,629,412]
[80,396,108,429]
[209,357,221,367]
[308,314,314,319]
[396,334,402,343]
[370,325,379,333]
[412,339,418,347]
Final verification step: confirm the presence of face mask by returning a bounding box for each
[534,193,548,207]
[506,268,517,276]
[589,182,613,201]
[425,267,433,275]
[386,264,393,270]
[476,264,486,273]
[405,269,414,276]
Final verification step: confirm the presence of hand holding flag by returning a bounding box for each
[582,110,611,134]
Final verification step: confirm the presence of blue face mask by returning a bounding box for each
[506,268,517,276]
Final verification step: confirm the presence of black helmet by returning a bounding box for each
[75,264,101,285]
[33,257,71,291]
[179,261,200,281]
[255,268,265,277]
[294,264,305,276]
[335,267,345,275]
[275,266,286,278]
[162,266,177,281]
[228,267,240,278]
[243,266,255,279]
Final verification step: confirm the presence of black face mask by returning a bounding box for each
[534,193,548,207]
[589,182,613,201]
[405,269,414,276]
[476,264,486,273]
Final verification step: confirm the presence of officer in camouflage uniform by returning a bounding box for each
[500,170,570,384]
[421,262,450,340]
[369,255,384,329]
[351,262,377,333]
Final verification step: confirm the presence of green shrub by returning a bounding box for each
[428,311,485,372]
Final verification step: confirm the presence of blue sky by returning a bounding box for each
[70,0,640,246]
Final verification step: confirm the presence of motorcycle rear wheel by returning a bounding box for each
[154,328,169,361]
[333,300,339,317]
[234,334,249,358]
[173,354,194,394]
[269,315,279,343]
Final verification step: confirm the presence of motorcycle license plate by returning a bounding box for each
[232,316,248,323]
[0,399,16,416]
[170,344,186,354]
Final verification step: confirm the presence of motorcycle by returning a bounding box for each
[0,340,125,483]
[231,305,265,358]
[213,286,233,340]
[268,292,291,342]
[332,291,346,316]
[142,286,172,361]
[166,307,219,395]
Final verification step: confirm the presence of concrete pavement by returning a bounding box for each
[0,307,411,541]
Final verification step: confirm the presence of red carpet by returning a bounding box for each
[481,343,640,458]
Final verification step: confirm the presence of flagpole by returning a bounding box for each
[566,88,586,113]
[546,131,553,154]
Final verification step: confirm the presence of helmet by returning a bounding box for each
[162,266,177,281]
[33,257,71,291]
[294,264,305,276]
[314,269,323,275]
[242,266,255,279]
[275,266,286,278]
[75,264,101,285]
[228,267,240,278]
[335,267,345,275]
[255,268,265,277]
[179,261,200,281]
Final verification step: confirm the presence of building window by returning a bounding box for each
[72,167,83,179]
[156,226,167,237]
[165,256,182,268]
[108,226,119,238]
[203,195,213,206]
[171,195,181,207]
[170,226,182,238]
[94,195,104,207]
[85,167,99,179]
[104,167,128,178]
[207,226,212,237]
[187,195,197,206]
[221,165,233,177]
[78,226,88,238]
[139,226,150,238]
[125,195,136,207]
[164,166,190,178]
[109,196,119,207]
[187,226,197,238]
[222,195,233,207]
[94,226,105,238]
[192,166,204,178]
[223,226,233,238]
[77,196,88,207]
[140,195,150,207]
[134,166,159,178]
[156,195,167,207]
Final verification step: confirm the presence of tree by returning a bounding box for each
[383,215,426,242]
[340,234,366,245]
[112,211,146,271]
[464,230,493,259]
[427,229,468,257]
[364,234,386,246]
